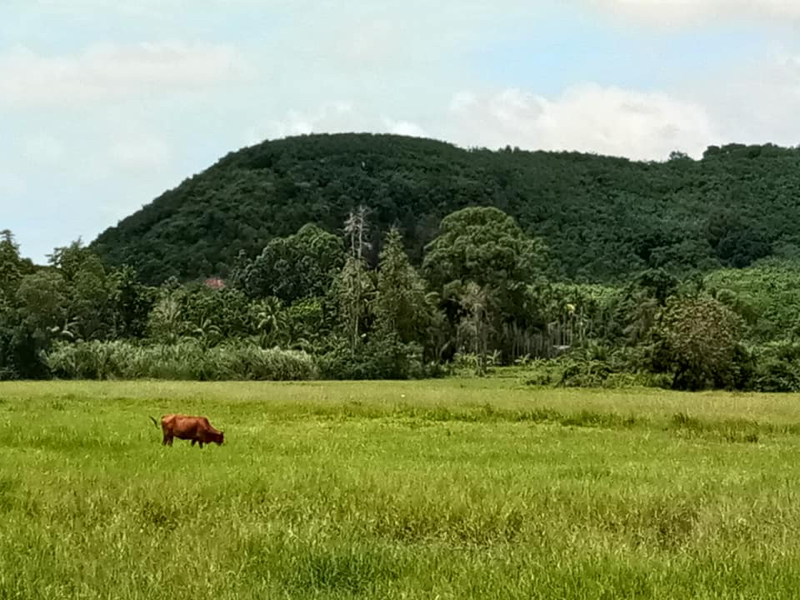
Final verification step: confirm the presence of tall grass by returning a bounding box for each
[45,340,317,381]
[4,380,800,598]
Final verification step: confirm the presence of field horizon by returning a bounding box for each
[2,378,800,598]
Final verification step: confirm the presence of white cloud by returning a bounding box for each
[0,42,251,108]
[245,103,356,144]
[382,118,426,137]
[590,0,800,23]
[447,84,717,160]
[21,0,165,17]
[683,50,800,147]
[245,103,429,144]
[242,85,715,161]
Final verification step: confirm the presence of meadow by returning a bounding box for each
[2,377,800,599]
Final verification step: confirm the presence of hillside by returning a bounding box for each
[91,133,800,285]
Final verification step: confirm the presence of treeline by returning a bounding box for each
[92,134,800,286]
[6,205,800,390]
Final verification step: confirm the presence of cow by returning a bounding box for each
[149,414,224,448]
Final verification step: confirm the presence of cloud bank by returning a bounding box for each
[0,42,250,108]
[590,0,800,23]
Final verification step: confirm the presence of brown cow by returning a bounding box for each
[149,414,224,448]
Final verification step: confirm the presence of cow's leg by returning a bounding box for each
[191,440,196,447]
[199,442,204,449]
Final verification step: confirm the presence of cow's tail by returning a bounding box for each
[149,416,160,429]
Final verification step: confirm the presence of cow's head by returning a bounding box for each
[213,431,224,445]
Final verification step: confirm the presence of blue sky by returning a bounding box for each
[2,0,799,262]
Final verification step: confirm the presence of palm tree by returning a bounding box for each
[50,316,81,343]
[253,297,287,348]
[193,317,221,349]
[149,296,183,344]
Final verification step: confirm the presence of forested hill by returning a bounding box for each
[91,133,800,285]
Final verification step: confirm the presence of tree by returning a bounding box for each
[706,211,770,269]
[147,293,185,344]
[48,239,95,282]
[458,282,495,375]
[46,240,120,341]
[653,296,744,390]
[284,298,326,351]
[423,207,548,358]
[16,271,68,333]
[424,207,546,293]
[10,271,69,378]
[0,230,23,303]
[111,265,155,339]
[332,256,375,351]
[330,208,376,351]
[182,287,251,341]
[344,205,371,262]
[239,224,345,303]
[374,228,431,344]
[69,262,114,341]
[250,297,287,348]
[608,269,679,346]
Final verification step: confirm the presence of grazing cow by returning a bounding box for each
[149,414,224,448]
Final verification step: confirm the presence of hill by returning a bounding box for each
[91,133,800,285]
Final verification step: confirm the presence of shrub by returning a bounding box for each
[558,359,612,388]
[318,334,428,380]
[523,351,671,390]
[749,341,800,392]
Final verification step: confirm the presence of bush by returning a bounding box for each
[558,359,613,388]
[318,334,428,380]
[751,357,800,392]
[46,340,317,381]
[523,349,672,390]
[749,341,800,392]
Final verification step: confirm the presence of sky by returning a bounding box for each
[2,0,799,263]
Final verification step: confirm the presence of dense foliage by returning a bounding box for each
[8,135,800,390]
[90,135,800,285]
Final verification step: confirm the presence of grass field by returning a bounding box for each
[2,378,800,599]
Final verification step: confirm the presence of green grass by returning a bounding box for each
[2,378,800,598]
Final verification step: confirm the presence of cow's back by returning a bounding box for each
[162,414,203,436]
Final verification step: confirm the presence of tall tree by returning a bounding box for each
[423,207,548,357]
[332,207,375,350]
[374,228,431,344]
[458,282,495,375]
[332,256,374,351]
[16,271,68,334]
[0,230,33,303]
[48,241,120,341]
[111,265,154,339]
[344,205,371,262]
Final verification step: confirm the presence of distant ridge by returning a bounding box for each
[91,133,800,285]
